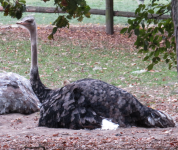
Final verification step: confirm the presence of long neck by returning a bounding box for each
[29,24,40,84]
[29,24,51,103]
[30,25,38,70]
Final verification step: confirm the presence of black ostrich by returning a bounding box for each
[16,16,175,129]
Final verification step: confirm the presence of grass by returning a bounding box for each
[0,28,177,91]
[0,0,170,25]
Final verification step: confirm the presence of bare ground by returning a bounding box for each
[0,25,178,149]
[0,112,178,149]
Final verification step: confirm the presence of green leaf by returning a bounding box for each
[120,28,128,34]
[166,59,170,63]
[169,63,172,69]
[152,57,160,63]
[149,51,154,57]
[16,12,22,19]
[163,53,168,59]
[158,27,164,34]
[128,19,133,25]
[42,0,50,2]
[144,41,148,50]
[143,56,149,61]
[48,34,53,40]
[141,22,145,29]
[135,7,141,15]
[147,64,154,71]
[77,16,83,22]
[143,12,148,19]
[84,12,90,18]
[138,49,144,53]
[148,9,154,14]
[150,35,154,42]
[154,49,160,57]
[52,16,69,28]
[153,27,158,34]
[19,0,26,5]
[165,40,170,48]
[134,28,140,36]
[153,35,159,45]
[52,27,58,34]
[128,26,133,33]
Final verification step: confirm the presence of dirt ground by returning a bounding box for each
[0,112,178,149]
[0,25,178,149]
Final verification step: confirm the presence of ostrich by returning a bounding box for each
[0,71,39,114]
[16,16,175,129]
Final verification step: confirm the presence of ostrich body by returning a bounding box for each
[17,16,175,129]
[0,72,39,114]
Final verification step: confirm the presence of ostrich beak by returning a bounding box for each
[16,21,22,25]
[16,21,28,25]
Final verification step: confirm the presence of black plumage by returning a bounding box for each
[17,16,175,129]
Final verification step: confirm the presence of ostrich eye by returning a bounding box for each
[26,20,33,23]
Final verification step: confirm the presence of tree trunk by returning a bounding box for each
[106,0,114,35]
[172,0,178,76]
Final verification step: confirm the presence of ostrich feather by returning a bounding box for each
[0,72,39,114]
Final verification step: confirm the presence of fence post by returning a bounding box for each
[106,0,114,35]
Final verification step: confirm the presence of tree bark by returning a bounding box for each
[106,0,114,35]
[172,0,178,76]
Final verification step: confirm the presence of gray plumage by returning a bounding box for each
[0,72,39,114]
[17,16,175,129]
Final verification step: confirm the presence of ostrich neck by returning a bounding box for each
[29,25,50,103]
[30,27,38,70]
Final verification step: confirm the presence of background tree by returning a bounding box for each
[121,0,174,71]
[172,0,178,76]
[0,0,90,39]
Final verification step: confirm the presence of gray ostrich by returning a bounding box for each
[0,71,39,114]
[16,16,175,129]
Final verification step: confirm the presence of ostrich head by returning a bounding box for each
[16,16,36,32]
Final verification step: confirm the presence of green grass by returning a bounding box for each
[0,0,170,25]
[0,30,177,89]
